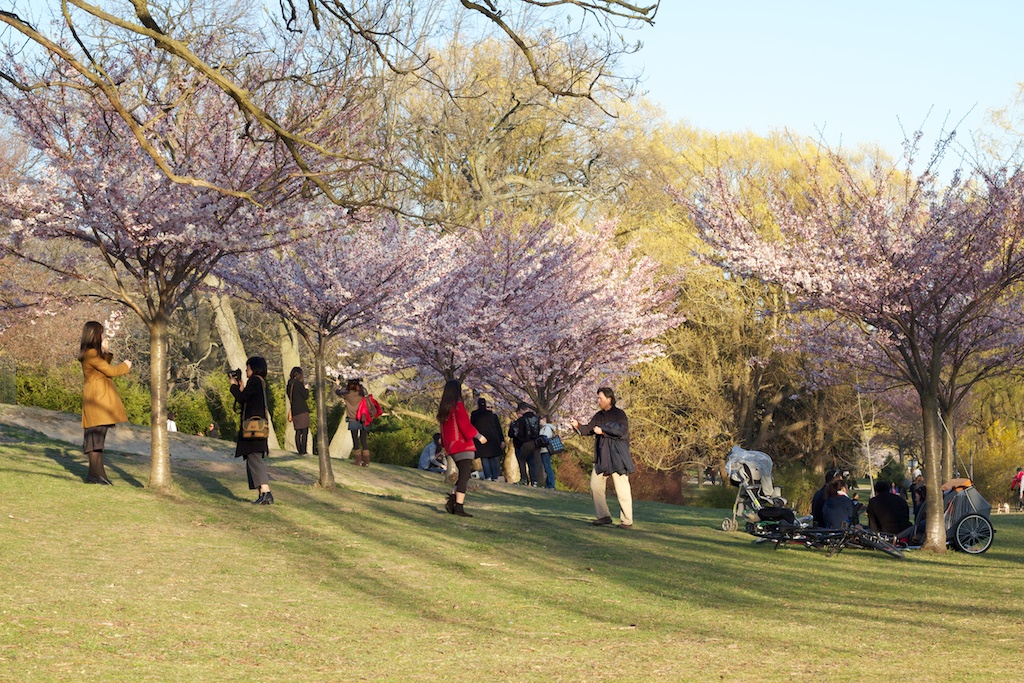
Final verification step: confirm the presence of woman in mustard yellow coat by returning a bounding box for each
[79,320,132,485]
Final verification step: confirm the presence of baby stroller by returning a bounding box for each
[899,478,994,554]
[721,445,787,531]
[942,478,994,554]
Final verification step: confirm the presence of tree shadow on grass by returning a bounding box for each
[186,470,247,501]
[41,445,145,488]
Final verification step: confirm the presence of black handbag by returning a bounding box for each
[546,435,565,454]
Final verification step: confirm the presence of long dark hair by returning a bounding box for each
[78,321,104,361]
[598,386,616,407]
[289,366,303,382]
[247,356,268,379]
[436,379,463,424]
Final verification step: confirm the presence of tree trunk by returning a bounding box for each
[148,316,172,489]
[919,391,946,553]
[313,337,336,489]
[208,285,279,448]
[279,318,301,452]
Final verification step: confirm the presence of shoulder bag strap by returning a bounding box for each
[257,376,269,420]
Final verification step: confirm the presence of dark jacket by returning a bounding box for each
[811,485,828,527]
[471,407,504,459]
[230,376,270,458]
[287,379,310,417]
[578,406,634,476]
[867,491,911,534]
[822,493,858,529]
[509,411,540,448]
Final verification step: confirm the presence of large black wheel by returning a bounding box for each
[854,530,905,559]
[953,514,993,554]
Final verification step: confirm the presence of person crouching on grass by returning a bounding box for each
[571,386,635,529]
[437,380,487,517]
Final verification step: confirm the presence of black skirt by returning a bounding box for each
[235,435,269,458]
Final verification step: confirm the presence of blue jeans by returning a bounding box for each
[541,452,556,489]
[481,457,501,481]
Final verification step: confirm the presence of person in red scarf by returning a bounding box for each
[437,379,488,517]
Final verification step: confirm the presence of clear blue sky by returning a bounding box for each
[621,2,1024,159]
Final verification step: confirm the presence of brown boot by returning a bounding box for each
[361,449,370,467]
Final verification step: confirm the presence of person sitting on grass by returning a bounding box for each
[897,486,927,545]
[867,480,911,534]
[822,478,861,529]
[418,433,446,474]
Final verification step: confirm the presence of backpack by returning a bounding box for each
[356,395,382,426]
[523,414,541,441]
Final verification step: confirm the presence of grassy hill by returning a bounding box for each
[0,418,1019,682]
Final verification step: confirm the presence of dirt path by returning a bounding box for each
[0,403,245,462]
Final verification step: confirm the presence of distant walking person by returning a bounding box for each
[509,402,541,486]
[230,356,274,505]
[437,380,487,517]
[286,366,311,455]
[79,320,132,485]
[571,387,634,529]
[470,398,505,481]
[538,416,557,489]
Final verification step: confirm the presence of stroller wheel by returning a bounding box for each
[722,518,738,532]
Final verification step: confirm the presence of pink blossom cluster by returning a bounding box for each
[684,157,1024,394]
[385,217,682,419]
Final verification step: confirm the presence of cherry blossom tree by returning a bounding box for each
[481,220,681,420]
[386,217,680,422]
[0,49,355,487]
[218,217,452,489]
[384,218,572,385]
[685,147,1024,552]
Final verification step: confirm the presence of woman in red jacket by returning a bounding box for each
[437,379,487,517]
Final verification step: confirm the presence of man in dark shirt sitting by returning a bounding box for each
[866,480,911,534]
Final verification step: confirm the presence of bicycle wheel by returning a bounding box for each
[853,530,904,559]
[953,513,993,554]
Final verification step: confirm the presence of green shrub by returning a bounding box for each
[17,364,82,414]
[694,482,739,510]
[877,456,906,486]
[167,390,215,436]
[775,463,820,516]
[367,415,435,468]
[115,376,152,426]
[17,362,150,426]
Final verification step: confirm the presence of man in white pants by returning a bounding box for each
[571,387,635,529]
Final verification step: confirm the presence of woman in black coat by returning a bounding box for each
[470,398,505,481]
[286,366,311,456]
[229,356,274,505]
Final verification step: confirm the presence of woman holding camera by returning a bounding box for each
[79,320,132,485]
[336,378,370,466]
[230,356,274,505]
